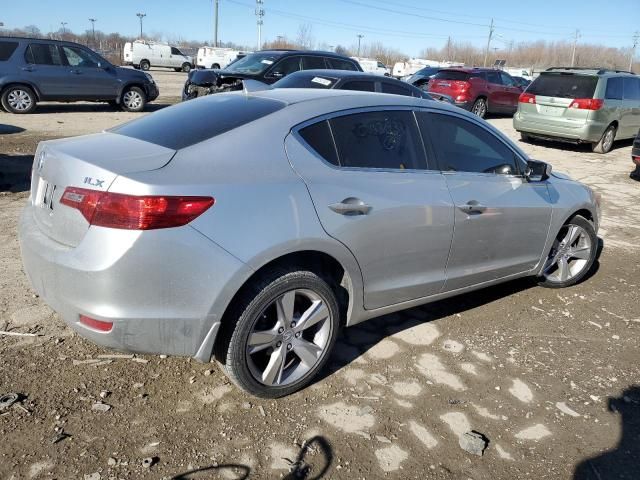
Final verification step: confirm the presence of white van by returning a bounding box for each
[392,59,440,78]
[351,57,389,76]
[196,47,248,70]
[123,40,194,72]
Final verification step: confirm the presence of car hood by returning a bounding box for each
[187,69,256,86]
[115,66,150,81]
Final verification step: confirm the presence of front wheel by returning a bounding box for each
[221,270,340,398]
[592,125,616,154]
[537,215,597,288]
[471,97,487,118]
[120,86,146,112]
[1,85,37,114]
[181,63,192,73]
[139,60,150,71]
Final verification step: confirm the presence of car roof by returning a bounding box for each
[0,36,83,47]
[284,69,392,80]
[543,67,636,76]
[255,49,355,60]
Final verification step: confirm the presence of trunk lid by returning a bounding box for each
[428,71,471,96]
[30,132,175,247]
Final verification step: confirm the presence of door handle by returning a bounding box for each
[70,69,82,74]
[457,200,487,214]
[328,197,372,216]
[21,66,34,72]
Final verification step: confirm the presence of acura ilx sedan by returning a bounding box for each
[19,89,600,397]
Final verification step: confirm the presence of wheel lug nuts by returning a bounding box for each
[278,327,284,334]
[290,322,296,328]
[276,341,282,348]
[287,343,292,350]
[295,332,301,338]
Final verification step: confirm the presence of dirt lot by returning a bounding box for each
[1,70,639,480]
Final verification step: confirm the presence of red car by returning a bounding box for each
[427,68,523,118]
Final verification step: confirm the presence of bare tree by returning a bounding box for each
[296,23,314,50]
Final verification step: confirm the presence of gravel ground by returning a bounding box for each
[1,70,639,479]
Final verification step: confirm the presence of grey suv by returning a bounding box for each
[0,37,159,113]
[514,68,640,153]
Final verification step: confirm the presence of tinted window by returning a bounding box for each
[302,56,326,69]
[0,41,19,61]
[623,77,640,100]
[432,70,470,81]
[527,73,598,98]
[25,44,63,65]
[341,80,375,92]
[329,111,426,170]
[299,121,339,166]
[62,46,100,68]
[605,77,624,100]
[273,74,336,89]
[486,71,502,85]
[326,58,358,71]
[420,113,517,174]
[271,56,301,76]
[381,82,413,97]
[111,95,284,150]
[500,72,516,87]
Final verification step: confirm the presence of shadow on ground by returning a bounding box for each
[573,385,640,480]
[0,154,34,192]
[519,136,634,154]
[30,102,175,114]
[0,124,25,134]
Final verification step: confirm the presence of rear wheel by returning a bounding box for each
[537,215,597,288]
[520,132,531,142]
[471,97,487,118]
[211,63,220,70]
[139,60,150,71]
[220,270,340,398]
[592,125,616,154]
[120,86,146,112]
[181,63,192,73]
[1,85,36,114]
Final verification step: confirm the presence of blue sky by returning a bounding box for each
[2,0,638,56]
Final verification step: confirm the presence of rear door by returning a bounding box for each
[286,109,454,310]
[485,70,505,110]
[418,111,551,290]
[623,77,640,136]
[23,43,68,99]
[60,45,118,99]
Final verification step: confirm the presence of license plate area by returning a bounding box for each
[538,105,565,117]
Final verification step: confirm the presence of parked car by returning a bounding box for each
[20,88,600,398]
[123,40,193,72]
[351,57,389,76]
[514,68,640,154]
[182,50,361,100]
[512,76,531,88]
[0,36,158,114]
[404,66,441,89]
[632,129,640,180]
[428,68,524,118]
[197,47,247,70]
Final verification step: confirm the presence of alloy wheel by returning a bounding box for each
[602,128,615,152]
[7,90,32,111]
[472,99,487,117]
[246,289,332,387]
[542,224,592,284]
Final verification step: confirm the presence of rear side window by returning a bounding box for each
[0,41,19,61]
[527,73,598,99]
[432,71,470,81]
[623,77,640,100]
[299,121,339,166]
[486,71,502,84]
[25,44,63,65]
[605,77,624,100]
[273,74,337,89]
[326,58,358,71]
[111,95,284,150]
[302,56,326,69]
[381,82,413,97]
[271,56,301,77]
[420,113,517,175]
[341,80,375,92]
[329,111,426,170]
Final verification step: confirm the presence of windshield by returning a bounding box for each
[527,73,598,99]
[225,52,279,74]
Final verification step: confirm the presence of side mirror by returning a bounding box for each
[526,159,552,182]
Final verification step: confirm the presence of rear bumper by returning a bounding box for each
[513,111,607,143]
[19,204,251,360]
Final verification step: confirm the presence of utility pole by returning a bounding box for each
[357,34,364,57]
[570,29,580,67]
[89,18,97,45]
[483,18,494,67]
[630,31,639,72]
[213,0,219,47]
[255,0,264,50]
[446,36,452,61]
[136,13,146,40]
[60,22,67,35]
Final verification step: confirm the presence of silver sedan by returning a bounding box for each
[19,89,601,397]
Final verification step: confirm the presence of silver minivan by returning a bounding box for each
[513,68,640,153]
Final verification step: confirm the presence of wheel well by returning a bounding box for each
[213,250,352,363]
[139,58,150,64]
[569,209,595,225]
[212,63,220,69]
[121,83,146,96]
[609,121,618,130]
[1,82,41,101]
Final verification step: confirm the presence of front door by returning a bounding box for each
[419,111,551,291]
[286,109,454,310]
[60,45,119,99]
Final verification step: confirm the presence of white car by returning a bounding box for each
[351,57,389,76]
[123,41,193,72]
[197,47,247,70]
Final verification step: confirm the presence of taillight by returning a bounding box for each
[60,187,214,230]
[569,98,604,110]
[79,315,113,332]
[519,92,536,104]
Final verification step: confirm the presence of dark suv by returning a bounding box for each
[0,37,159,114]
[182,50,362,100]
[427,68,523,118]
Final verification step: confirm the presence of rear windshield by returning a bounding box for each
[111,94,285,149]
[0,41,19,61]
[527,73,598,98]
[432,70,470,81]
[273,74,337,89]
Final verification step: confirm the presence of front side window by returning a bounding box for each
[605,77,624,100]
[326,58,358,71]
[62,46,100,68]
[500,72,516,87]
[381,82,413,97]
[25,43,63,65]
[171,47,183,55]
[420,113,518,175]
[270,56,301,77]
[486,71,502,85]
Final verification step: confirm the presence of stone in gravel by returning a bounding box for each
[84,473,100,480]
[459,431,488,456]
[204,369,214,376]
[133,382,144,389]
[99,390,110,399]
[141,457,157,468]
[91,402,111,412]
[107,457,117,466]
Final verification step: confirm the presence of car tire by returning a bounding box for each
[592,125,616,154]
[537,215,597,289]
[211,63,220,70]
[471,97,487,118]
[220,269,340,398]
[520,132,531,142]
[1,85,37,114]
[120,86,146,112]
[139,60,150,71]
[181,63,192,73]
